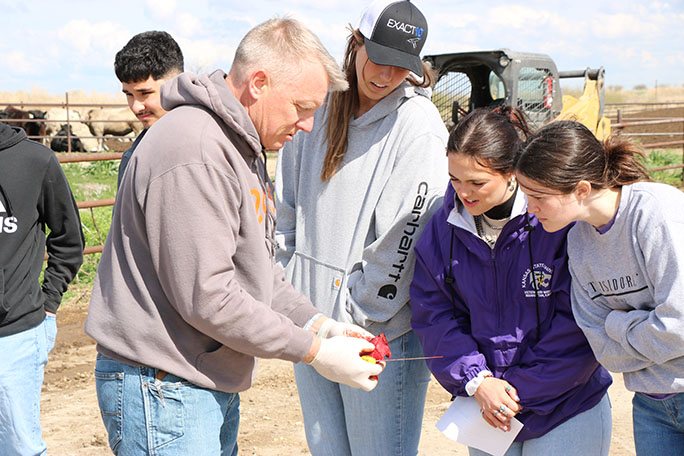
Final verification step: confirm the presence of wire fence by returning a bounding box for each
[1,93,137,153]
[2,96,137,257]
[4,99,684,257]
[608,102,684,184]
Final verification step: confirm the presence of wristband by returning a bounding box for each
[303,313,324,331]
[465,370,493,396]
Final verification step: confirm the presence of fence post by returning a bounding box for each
[65,92,72,154]
[616,108,622,128]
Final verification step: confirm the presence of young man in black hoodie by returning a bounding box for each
[0,123,84,454]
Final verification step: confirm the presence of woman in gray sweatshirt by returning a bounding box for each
[514,121,684,456]
[275,1,448,454]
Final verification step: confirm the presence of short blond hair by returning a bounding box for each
[230,17,347,92]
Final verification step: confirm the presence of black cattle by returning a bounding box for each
[50,124,85,152]
[1,106,47,139]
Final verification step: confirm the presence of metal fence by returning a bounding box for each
[608,102,684,184]
[1,93,136,153]
[5,98,684,258]
[60,152,123,256]
[1,96,135,256]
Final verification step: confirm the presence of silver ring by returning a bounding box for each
[499,404,507,414]
[494,410,501,416]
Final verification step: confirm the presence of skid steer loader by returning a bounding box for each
[425,48,611,139]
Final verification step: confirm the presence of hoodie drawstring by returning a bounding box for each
[445,226,456,317]
[259,148,278,258]
[524,212,541,342]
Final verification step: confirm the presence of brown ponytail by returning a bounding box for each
[515,121,650,193]
[447,106,531,174]
[602,135,651,187]
[320,27,437,182]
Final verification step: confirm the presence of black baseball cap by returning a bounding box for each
[358,0,428,77]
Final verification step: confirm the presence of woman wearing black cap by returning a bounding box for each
[275,1,448,454]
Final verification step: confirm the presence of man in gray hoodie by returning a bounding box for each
[85,18,382,456]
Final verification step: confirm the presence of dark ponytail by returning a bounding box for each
[515,121,650,193]
[602,135,651,187]
[447,106,532,174]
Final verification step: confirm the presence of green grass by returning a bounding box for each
[642,149,684,187]
[60,159,119,300]
[53,149,682,307]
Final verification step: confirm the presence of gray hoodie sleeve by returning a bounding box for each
[569,192,684,372]
[603,207,684,365]
[346,129,447,328]
[569,264,655,373]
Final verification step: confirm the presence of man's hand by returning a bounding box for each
[308,336,383,391]
[316,318,373,339]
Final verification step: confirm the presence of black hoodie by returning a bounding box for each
[0,123,84,336]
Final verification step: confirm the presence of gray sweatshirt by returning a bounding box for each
[275,81,448,340]
[86,70,319,393]
[568,182,684,393]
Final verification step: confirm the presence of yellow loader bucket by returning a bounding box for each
[554,74,611,140]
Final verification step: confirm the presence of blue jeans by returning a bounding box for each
[94,355,240,455]
[0,314,57,456]
[469,393,612,456]
[294,331,431,456]
[633,392,684,456]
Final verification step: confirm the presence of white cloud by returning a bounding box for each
[4,51,34,75]
[0,0,680,93]
[640,50,659,68]
[591,13,658,39]
[293,15,349,52]
[145,0,177,18]
[537,40,586,59]
[430,13,480,31]
[176,12,202,36]
[57,20,131,58]
[271,0,365,11]
[666,51,684,65]
[179,39,236,73]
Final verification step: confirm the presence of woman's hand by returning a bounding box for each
[473,377,522,431]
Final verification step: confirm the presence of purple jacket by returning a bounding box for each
[410,184,611,441]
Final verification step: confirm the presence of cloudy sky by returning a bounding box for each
[1,0,682,97]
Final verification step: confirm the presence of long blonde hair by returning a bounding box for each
[321,27,436,181]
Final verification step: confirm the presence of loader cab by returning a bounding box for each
[424,49,562,130]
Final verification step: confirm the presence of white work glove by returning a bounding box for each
[309,336,383,391]
[316,318,373,339]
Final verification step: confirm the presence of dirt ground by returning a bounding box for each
[620,106,684,146]
[41,296,637,456]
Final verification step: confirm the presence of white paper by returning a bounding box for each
[436,396,523,456]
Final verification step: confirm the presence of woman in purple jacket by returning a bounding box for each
[410,107,613,455]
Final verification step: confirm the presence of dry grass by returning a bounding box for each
[0,88,124,105]
[563,85,684,104]
[0,89,126,118]
[3,84,684,108]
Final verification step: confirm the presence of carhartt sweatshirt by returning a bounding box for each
[276,81,448,340]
